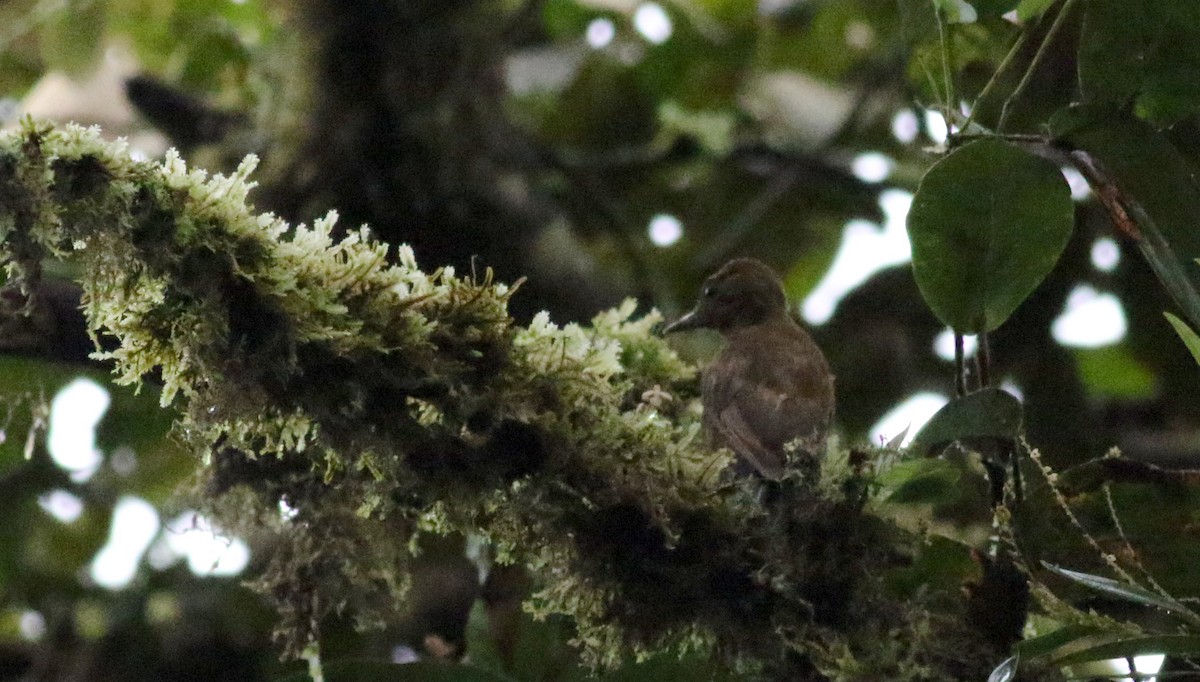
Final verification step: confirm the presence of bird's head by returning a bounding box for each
[664,258,788,334]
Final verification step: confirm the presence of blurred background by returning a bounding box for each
[1,0,1198,679]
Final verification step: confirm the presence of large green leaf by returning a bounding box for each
[884,534,978,597]
[908,387,1023,456]
[1051,634,1200,668]
[1015,0,1056,21]
[1073,345,1157,399]
[1165,312,1200,366]
[878,458,964,505]
[907,139,1074,333]
[1041,562,1200,627]
[1014,624,1103,659]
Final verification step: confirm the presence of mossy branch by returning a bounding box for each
[0,122,1047,680]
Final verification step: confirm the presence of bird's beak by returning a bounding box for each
[663,310,703,334]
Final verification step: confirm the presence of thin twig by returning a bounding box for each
[954,332,966,397]
[959,21,1034,134]
[1027,448,1140,586]
[935,4,956,126]
[978,331,992,387]
[1103,483,1173,600]
[997,0,1081,132]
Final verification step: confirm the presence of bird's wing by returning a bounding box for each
[746,343,832,439]
[704,352,788,478]
[704,338,833,478]
[713,401,785,479]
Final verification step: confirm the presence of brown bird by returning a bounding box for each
[664,258,835,479]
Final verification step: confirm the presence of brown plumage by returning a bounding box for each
[665,258,835,479]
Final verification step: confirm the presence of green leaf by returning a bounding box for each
[1041,562,1200,627]
[1073,345,1157,399]
[1015,0,1057,21]
[1165,312,1200,366]
[1050,106,1200,330]
[179,27,250,91]
[1050,634,1200,667]
[879,459,964,505]
[907,138,1074,333]
[1014,624,1102,658]
[909,387,1023,456]
[884,534,978,597]
[541,0,600,38]
[971,0,1021,17]
[463,599,585,682]
[931,0,977,24]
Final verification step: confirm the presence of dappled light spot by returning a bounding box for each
[1052,285,1127,347]
[802,190,912,324]
[163,512,251,578]
[924,109,949,144]
[844,21,874,50]
[1091,237,1120,272]
[932,329,977,361]
[870,392,949,448]
[38,489,84,523]
[945,0,977,23]
[892,109,919,143]
[851,151,892,183]
[279,499,299,522]
[633,3,672,45]
[586,18,615,49]
[1062,165,1092,200]
[48,377,110,483]
[109,446,137,476]
[90,496,160,590]
[392,645,420,664]
[879,189,913,232]
[647,213,683,247]
[1076,653,1164,681]
[1129,654,1165,680]
[999,379,1024,401]
[19,611,45,641]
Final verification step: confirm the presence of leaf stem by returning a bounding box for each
[954,332,967,397]
[959,19,1033,135]
[997,0,1081,132]
[978,331,992,387]
[935,4,957,126]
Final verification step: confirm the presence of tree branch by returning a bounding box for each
[0,122,1045,680]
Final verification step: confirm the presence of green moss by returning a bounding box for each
[0,122,1060,680]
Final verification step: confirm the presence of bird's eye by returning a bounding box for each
[703,286,716,298]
